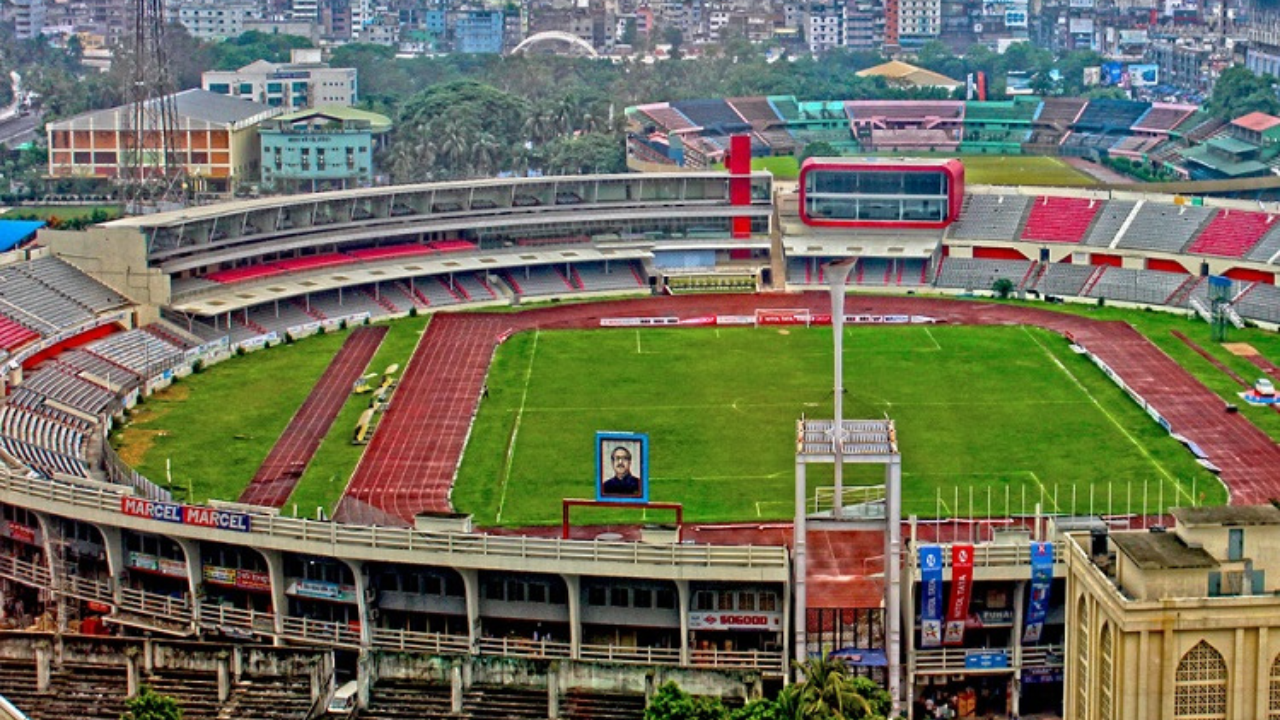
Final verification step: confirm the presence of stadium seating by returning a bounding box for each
[1245,220,1280,264]
[205,264,288,284]
[635,103,697,133]
[672,99,751,132]
[0,404,91,478]
[1080,200,1138,247]
[847,101,964,126]
[85,328,186,376]
[562,690,646,720]
[16,364,118,417]
[868,128,957,151]
[464,684,548,720]
[58,348,142,389]
[767,96,802,122]
[0,314,38,353]
[1233,282,1280,324]
[934,258,1034,291]
[1029,262,1096,297]
[1133,104,1196,133]
[348,244,438,261]
[363,678,455,719]
[1115,204,1215,254]
[575,261,647,292]
[21,257,129,314]
[1085,267,1190,305]
[726,97,783,127]
[0,266,95,332]
[303,289,393,321]
[1035,98,1088,127]
[1021,197,1101,244]
[1187,210,1277,258]
[505,265,576,297]
[1073,99,1150,132]
[947,195,1031,241]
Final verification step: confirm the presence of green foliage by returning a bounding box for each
[542,133,626,174]
[208,31,314,71]
[992,278,1015,299]
[800,141,840,162]
[1207,65,1280,120]
[645,682,728,720]
[121,684,182,720]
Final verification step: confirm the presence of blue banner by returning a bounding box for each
[1023,541,1054,644]
[919,545,943,648]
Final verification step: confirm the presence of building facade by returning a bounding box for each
[203,49,357,110]
[258,106,390,192]
[175,1,260,41]
[1065,506,1280,720]
[45,89,280,193]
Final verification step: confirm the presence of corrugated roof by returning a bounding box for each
[49,89,280,132]
[0,220,44,251]
[1110,531,1219,570]
[857,61,962,89]
[1232,111,1280,133]
[271,105,392,132]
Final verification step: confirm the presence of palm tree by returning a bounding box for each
[790,657,878,720]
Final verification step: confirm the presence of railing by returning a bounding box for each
[1021,644,1065,668]
[578,643,681,665]
[0,470,788,572]
[911,542,1065,571]
[199,602,276,635]
[811,485,887,515]
[370,627,470,655]
[0,553,52,588]
[117,587,193,624]
[691,648,787,675]
[914,647,991,672]
[475,636,572,660]
[64,575,113,604]
[280,616,362,648]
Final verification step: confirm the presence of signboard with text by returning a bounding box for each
[689,611,781,631]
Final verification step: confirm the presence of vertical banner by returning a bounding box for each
[1022,541,1054,644]
[944,544,974,645]
[919,546,944,648]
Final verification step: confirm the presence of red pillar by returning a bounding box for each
[727,134,752,240]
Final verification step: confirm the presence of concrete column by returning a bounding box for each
[793,460,807,670]
[125,650,139,697]
[216,655,230,702]
[451,663,464,714]
[1162,626,1176,720]
[1010,580,1026,717]
[340,559,372,648]
[1136,630,1149,720]
[561,574,581,660]
[30,512,64,631]
[260,549,288,642]
[1257,627,1270,720]
[173,537,202,632]
[547,667,559,719]
[34,642,51,693]
[356,649,372,710]
[675,579,691,666]
[96,524,126,603]
[459,569,481,653]
[885,458,903,715]
[143,638,154,674]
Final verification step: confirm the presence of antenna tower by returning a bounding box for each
[121,0,186,213]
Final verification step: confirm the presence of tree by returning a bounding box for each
[790,658,891,720]
[1207,65,1280,120]
[121,684,182,720]
[992,277,1015,299]
[645,682,726,720]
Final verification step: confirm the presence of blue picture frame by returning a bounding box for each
[595,431,649,503]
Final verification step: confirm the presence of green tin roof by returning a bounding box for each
[271,105,392,133]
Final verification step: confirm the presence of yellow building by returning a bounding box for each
[1065,506,1280,720]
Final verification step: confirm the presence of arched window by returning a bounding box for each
[1099,623,1114,720]
[1267,653,1280,719]
[1076,596,1089,720]
[1175,640,1227,719]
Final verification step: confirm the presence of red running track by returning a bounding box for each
[238,326,388,508]
[336,295,1280,527]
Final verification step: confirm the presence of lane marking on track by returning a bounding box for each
[1022,326,1192,504]
[496,329,539,524]
[923,326,942,351]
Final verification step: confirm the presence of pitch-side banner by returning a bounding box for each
[1022,541,1054,644]
[944,544,974,645]
[919,545,944,648]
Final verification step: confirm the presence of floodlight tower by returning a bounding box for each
[827,257,857,519]
[120,0,186,212]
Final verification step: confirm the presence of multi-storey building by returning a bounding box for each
[175,1,261,41]
[1065,506,1280,720]
[258,105,391,192]
[454,10,505,53]
[44,89,280,193]
[3,0,47,39]
[203,49,358,110]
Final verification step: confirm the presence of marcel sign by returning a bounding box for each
[121,498,252,533]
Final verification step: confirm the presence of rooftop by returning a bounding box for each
[1231,111,1280,133]
[1172,505,1280,527]
[268,105,392,133]
[1109,531,1219,570]
[856,61,963,90]
[48,89,280,131]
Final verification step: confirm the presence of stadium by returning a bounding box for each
[0,141,1279,719]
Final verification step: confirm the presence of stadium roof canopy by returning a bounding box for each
[0,220,44,251]
[48,89,281,133]
[856,61,963,91]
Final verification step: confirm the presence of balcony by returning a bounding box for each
[280,615,362,648]
[476,635,572,660]
[370,627,471,654]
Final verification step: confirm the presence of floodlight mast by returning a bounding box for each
[826,258,857,519]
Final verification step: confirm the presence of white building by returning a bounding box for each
[3,0,47,39]
[202,49,357,111]
[175,1,260,41]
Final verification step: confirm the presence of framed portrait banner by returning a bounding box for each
[596,431,649,503]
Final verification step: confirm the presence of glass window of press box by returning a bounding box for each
[804,169,950,222]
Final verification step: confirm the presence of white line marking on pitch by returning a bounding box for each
[1027,470,1059,512]
[495,328,539,523]
[923,326,942,351]
[1022,326,1191,503]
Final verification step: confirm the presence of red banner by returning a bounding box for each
[944,544,974,645]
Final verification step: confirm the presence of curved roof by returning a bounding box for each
[270,105,393,133]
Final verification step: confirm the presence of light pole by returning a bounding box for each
[825,258,857,519]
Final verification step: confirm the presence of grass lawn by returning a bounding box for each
[748,155,1097,187]
[284,315,431,517]
[112,331,351,505]
[453,324,1220,527]
[1,205,122,222]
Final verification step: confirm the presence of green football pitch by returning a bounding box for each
[452,324,1223,526]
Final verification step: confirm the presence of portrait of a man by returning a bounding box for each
[596,433,647,502]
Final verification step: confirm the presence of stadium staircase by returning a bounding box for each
[554,266,577,292]
[562,690,646,720]
[463,685,547,720]
[1164,275,1201,307]
[216,674,313,720]
[438,277,467,302]
[363,288,400,314]
[144,670,222,720]
[1,663,131,720]
[361,679,460,719]
[1018,262,1040,290]
[394,281,431,309]
[1079,266,1108,296]
[570,267,585,290]
[233,315,270,336]
[293,298,326,321]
